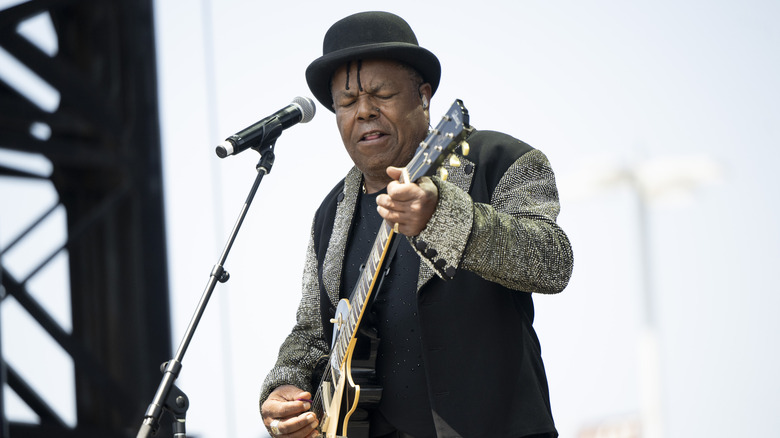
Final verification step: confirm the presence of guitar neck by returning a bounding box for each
[331,219,395,367]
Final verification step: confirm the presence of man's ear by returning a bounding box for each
[419,83,432,110]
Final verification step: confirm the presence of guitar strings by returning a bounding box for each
[310,110,460,427]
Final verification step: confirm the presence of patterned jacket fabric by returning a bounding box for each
[260,129,574,437]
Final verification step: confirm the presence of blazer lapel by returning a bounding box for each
[322,166,362,308]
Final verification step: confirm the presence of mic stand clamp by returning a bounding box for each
[137,143,277,438]
[166,382,189,437]
[255,143,276,174]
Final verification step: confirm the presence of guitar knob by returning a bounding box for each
[460,141,470,156]
[449,155,461,168]
[438,167,449,181]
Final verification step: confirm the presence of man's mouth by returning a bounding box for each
[360,131,386,142]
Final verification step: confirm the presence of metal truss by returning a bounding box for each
[1,0,172,436]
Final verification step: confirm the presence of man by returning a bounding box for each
[259,11,573,438]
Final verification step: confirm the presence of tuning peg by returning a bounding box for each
[438,167,449,181]
[449,155,461,168]
[460,141,470,156]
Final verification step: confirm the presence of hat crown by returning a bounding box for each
[323,12,420,55]
[306,11,440,112]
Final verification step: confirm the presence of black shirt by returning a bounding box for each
[341,189,436,438]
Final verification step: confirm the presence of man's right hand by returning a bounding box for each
[261,385,319,438]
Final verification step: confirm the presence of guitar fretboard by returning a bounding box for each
[330,220,394,370]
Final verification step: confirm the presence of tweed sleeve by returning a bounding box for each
[259,223,330,408]
[411,148,573,293]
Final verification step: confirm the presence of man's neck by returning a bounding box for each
[362,175,390,194]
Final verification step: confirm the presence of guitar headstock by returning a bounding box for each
[405,99,472,182]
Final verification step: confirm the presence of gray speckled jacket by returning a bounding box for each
[260,130,573,438]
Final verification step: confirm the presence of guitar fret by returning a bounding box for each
[350,302,359,319]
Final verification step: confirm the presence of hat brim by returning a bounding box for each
[306,42,441,112]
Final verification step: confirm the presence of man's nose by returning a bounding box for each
[356,97,379,120]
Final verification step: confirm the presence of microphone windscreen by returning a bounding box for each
[293,96,316,123]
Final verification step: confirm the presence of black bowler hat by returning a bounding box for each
[306,11,441,112]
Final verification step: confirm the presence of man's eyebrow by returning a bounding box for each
[333,88,357,100]
[333,81,390,99]
[353,80,394,96]
[363,81,388,93]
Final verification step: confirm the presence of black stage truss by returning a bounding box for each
[0,1,172,436]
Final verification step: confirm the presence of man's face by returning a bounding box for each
[331,59,431,187]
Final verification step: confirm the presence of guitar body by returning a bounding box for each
[318,295,383,437]
[312,100,472,438]
[341,326,382,437]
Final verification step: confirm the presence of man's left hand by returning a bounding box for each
[377,166,438,236]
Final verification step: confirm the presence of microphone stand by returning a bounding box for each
[137,143,277,438]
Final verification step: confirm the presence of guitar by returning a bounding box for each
[311,99,473,438]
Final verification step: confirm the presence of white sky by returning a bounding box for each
[2,0,780,437]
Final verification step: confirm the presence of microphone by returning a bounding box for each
[216,96,316,158]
